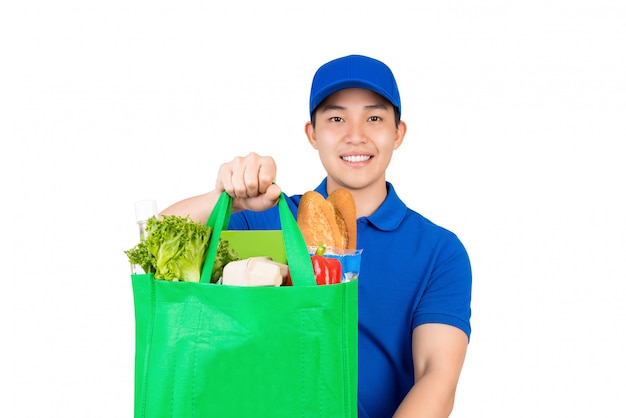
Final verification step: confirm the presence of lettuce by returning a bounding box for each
[124,215,239,282]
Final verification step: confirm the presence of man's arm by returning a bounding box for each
[159,153,280,223]
[393,323,469,418]
[159,190,221,224]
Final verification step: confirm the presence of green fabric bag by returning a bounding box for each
[131,192,358,417]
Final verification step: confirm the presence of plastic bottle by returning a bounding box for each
[131,199,158,274]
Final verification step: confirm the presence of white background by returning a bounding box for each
[2,1,625,416]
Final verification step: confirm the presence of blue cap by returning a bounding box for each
[309,54,401,118]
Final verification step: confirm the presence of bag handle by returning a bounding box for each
[199,191,316,286]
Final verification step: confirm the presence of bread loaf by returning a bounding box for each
[297,189,357,250]
[327,188,357,250]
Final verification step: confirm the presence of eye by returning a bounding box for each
[368,115,381,122]
[330,116,344,122]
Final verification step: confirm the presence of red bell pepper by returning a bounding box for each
[284,244,343,286]
[311,244,342,285]
[311,253,342,285]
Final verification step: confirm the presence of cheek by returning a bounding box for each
[312,132,335,151]
[373,135,398,153]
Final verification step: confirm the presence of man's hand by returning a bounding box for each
[216,152,281,213]
[159,152,281,224]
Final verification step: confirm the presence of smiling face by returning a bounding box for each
[305,88,406,211]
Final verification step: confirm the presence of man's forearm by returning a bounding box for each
[392,370,458,418]
[159,191,218,224]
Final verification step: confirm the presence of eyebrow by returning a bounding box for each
[319,103,389,113]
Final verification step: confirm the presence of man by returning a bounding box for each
[161,54,472,417]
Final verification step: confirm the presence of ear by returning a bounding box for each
[304,121,319,149]
[393,121,407,150]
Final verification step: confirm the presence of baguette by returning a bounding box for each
[328,188,357,250]
[297,189,357,250]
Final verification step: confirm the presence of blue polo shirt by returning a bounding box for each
[228,179,472,418]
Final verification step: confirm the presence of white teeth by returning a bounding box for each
[342,155,370,162]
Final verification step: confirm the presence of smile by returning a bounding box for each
[342,155,371,162]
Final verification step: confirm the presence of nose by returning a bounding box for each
[344,122,367,144]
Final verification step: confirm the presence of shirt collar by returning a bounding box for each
[313,178,407,232]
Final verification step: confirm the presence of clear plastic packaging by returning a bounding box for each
[131,199,158,274]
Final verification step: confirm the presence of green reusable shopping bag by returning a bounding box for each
[131,192,358,417]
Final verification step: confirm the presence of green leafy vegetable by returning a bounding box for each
[125,239,154,275]
[124,215,239,283]
[211,237,240,283]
